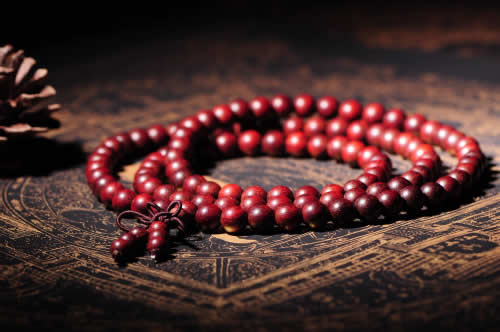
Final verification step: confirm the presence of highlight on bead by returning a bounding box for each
[86,94,487,264]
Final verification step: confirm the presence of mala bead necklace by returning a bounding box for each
[86,94,486,263]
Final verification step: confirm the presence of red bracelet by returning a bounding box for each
[86,94,485,262]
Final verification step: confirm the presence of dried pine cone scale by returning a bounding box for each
[0,44,60,141]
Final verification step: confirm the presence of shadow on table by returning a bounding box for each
[0,137,86,178]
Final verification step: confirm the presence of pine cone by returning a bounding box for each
[0,44,60,141]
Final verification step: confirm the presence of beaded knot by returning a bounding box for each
[116,200,184,233]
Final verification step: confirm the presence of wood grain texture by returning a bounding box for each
[0,22,500,332]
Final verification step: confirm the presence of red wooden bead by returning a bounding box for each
[238,130,261,156]
[267,195,292,211]
[316,96,338,118]
[436,176,460,201]
[221,206,247,233]
[435,124,453,147]
[241,196,266,212]
[294,94,315,117]
[357,173,378,187]
[341,140,365,166]
[346,120,368,141]
[87,168,111,190]
[285,132,308,157]
[357,146,381,169]
[383,108,406,129]
[100,182,124,207]
[320,184,343,196]
[241,186,267,200]
[168,137,191,153]
[338,99,362,121]
[248,205,275,231]
[229,98,250,119]
[133,174,153,189]
[379,128,399,153]
[294,195,318,210]
[144,152,164,164]
[250,96,272,118]
[94,175,116,196]
[329,198,356,224]
[271,94,292,116]
[183,175,206,193]
[419,120,441,144]
[457,144,481,159]
[164,148,185,161]
[388,176,411,192]
[166,123,180,137]
[192,194,216,207]
[295,185,320,198]
[178,200,198,226]
[137,177,162,195]
[131,194,154,214]
[219,184,243,200]
[319,191,343,207]
[364,167,389,182]
[112,188,136,212]
[326,135,348,160]
[411,143,434,162]
[169,190,193,202]
[456,136,479,151]
[172,127,194,141]
[304,116,326,137]
[283,117,304,136]
[401,171,424,186]
[444,131,464,152]
[344,179,367,191]
[344,188,365,203]
[366,182,389,197]
[215,131,238,157]
[195,204,221,231]
[147,124,168,145]
[268,185,294,201]
[153,199,170,211]
[326,117,349,137]
[215,197,239,210]
[307,135,328,159]
[410,166,432,182]
[129,128,152,150]
[403,114,426,134]
[448,169,470,189]
[366,123,384,146]
[302,201,328,229]
[170,169,192,187]
[399,185,425,211]
[102,137,123,156]
[274,204,301,232]
[354,194,382,222]
[420,182,444,207]
[180,116,204,134]
[394,132,414,156]
[362,103,385,123]
[196,181,221,197]
[213,104,234,124]
[377,189,403,216]
[197,110,217,131]
[165,159,190,177]
[261,130,285,156]
[114,132,133,152]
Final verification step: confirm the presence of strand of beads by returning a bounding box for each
[86,94,485,262]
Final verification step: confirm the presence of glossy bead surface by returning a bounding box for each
[250,96,272,118]
[215,132,238,157]
[344,179,366,192]
[241,196,266,212]
[131,194,154,214]
[197,110,217,131]
[294,195,318,210]
[238,130,261,156]
[354,194,382,222]
[147,124,168,145]
[326,135,348,160]
[436,176,460,201]
[307,135,328,159]
[341,140,365,166]
[302,201,328,229]
[137,177,162,195]
[112,188,137,212]
[357,146,381,168]
[248,205,275,231]
[294,94,314,117]
[366,182,389,197]
[329,198,356,224]
[261,130,285,156]
[196,181,221,197]
[399,185,425,211]
[221,206,247,233]
[377,189,403,216]
[347,120,368,141]
[344,188,366,203]
[195,204,221,231]
[316,96,338,118]
[192,194,216,207]
[271,94,292,116]
[388,176,411,192]
[169,190,193,202]
[320,184,343,196]
[419,120,441,144]
[403,114,426,134]
[268,186,294,201]
[338,99,362,121]
[285,132,308,157]
[357,173,378,187]
[183,175,206,193]
[213,104,234,124]
[319,191,343,207]
[215,197,239,210]
[129,128,152,150]
[420,182,444,207]
[362,103,385,123]
[170,169,192,187]
[229,98,250,119]
[294,185,319,198]
[242,186,267,200]
[267,195,292,211]
[304,116,326,137]
[380,128,399,153]
[401,171,424,186]
[218,184,243,200]
[326,118,349,137]
[383,109,405,129]
[100,182,124,207]
[366,124,384,146]
[274,204,301,232]
[283,117,304,136]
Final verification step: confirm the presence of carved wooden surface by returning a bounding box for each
[1,28,499,331]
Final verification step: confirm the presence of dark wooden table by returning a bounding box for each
[1,9,500,331]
